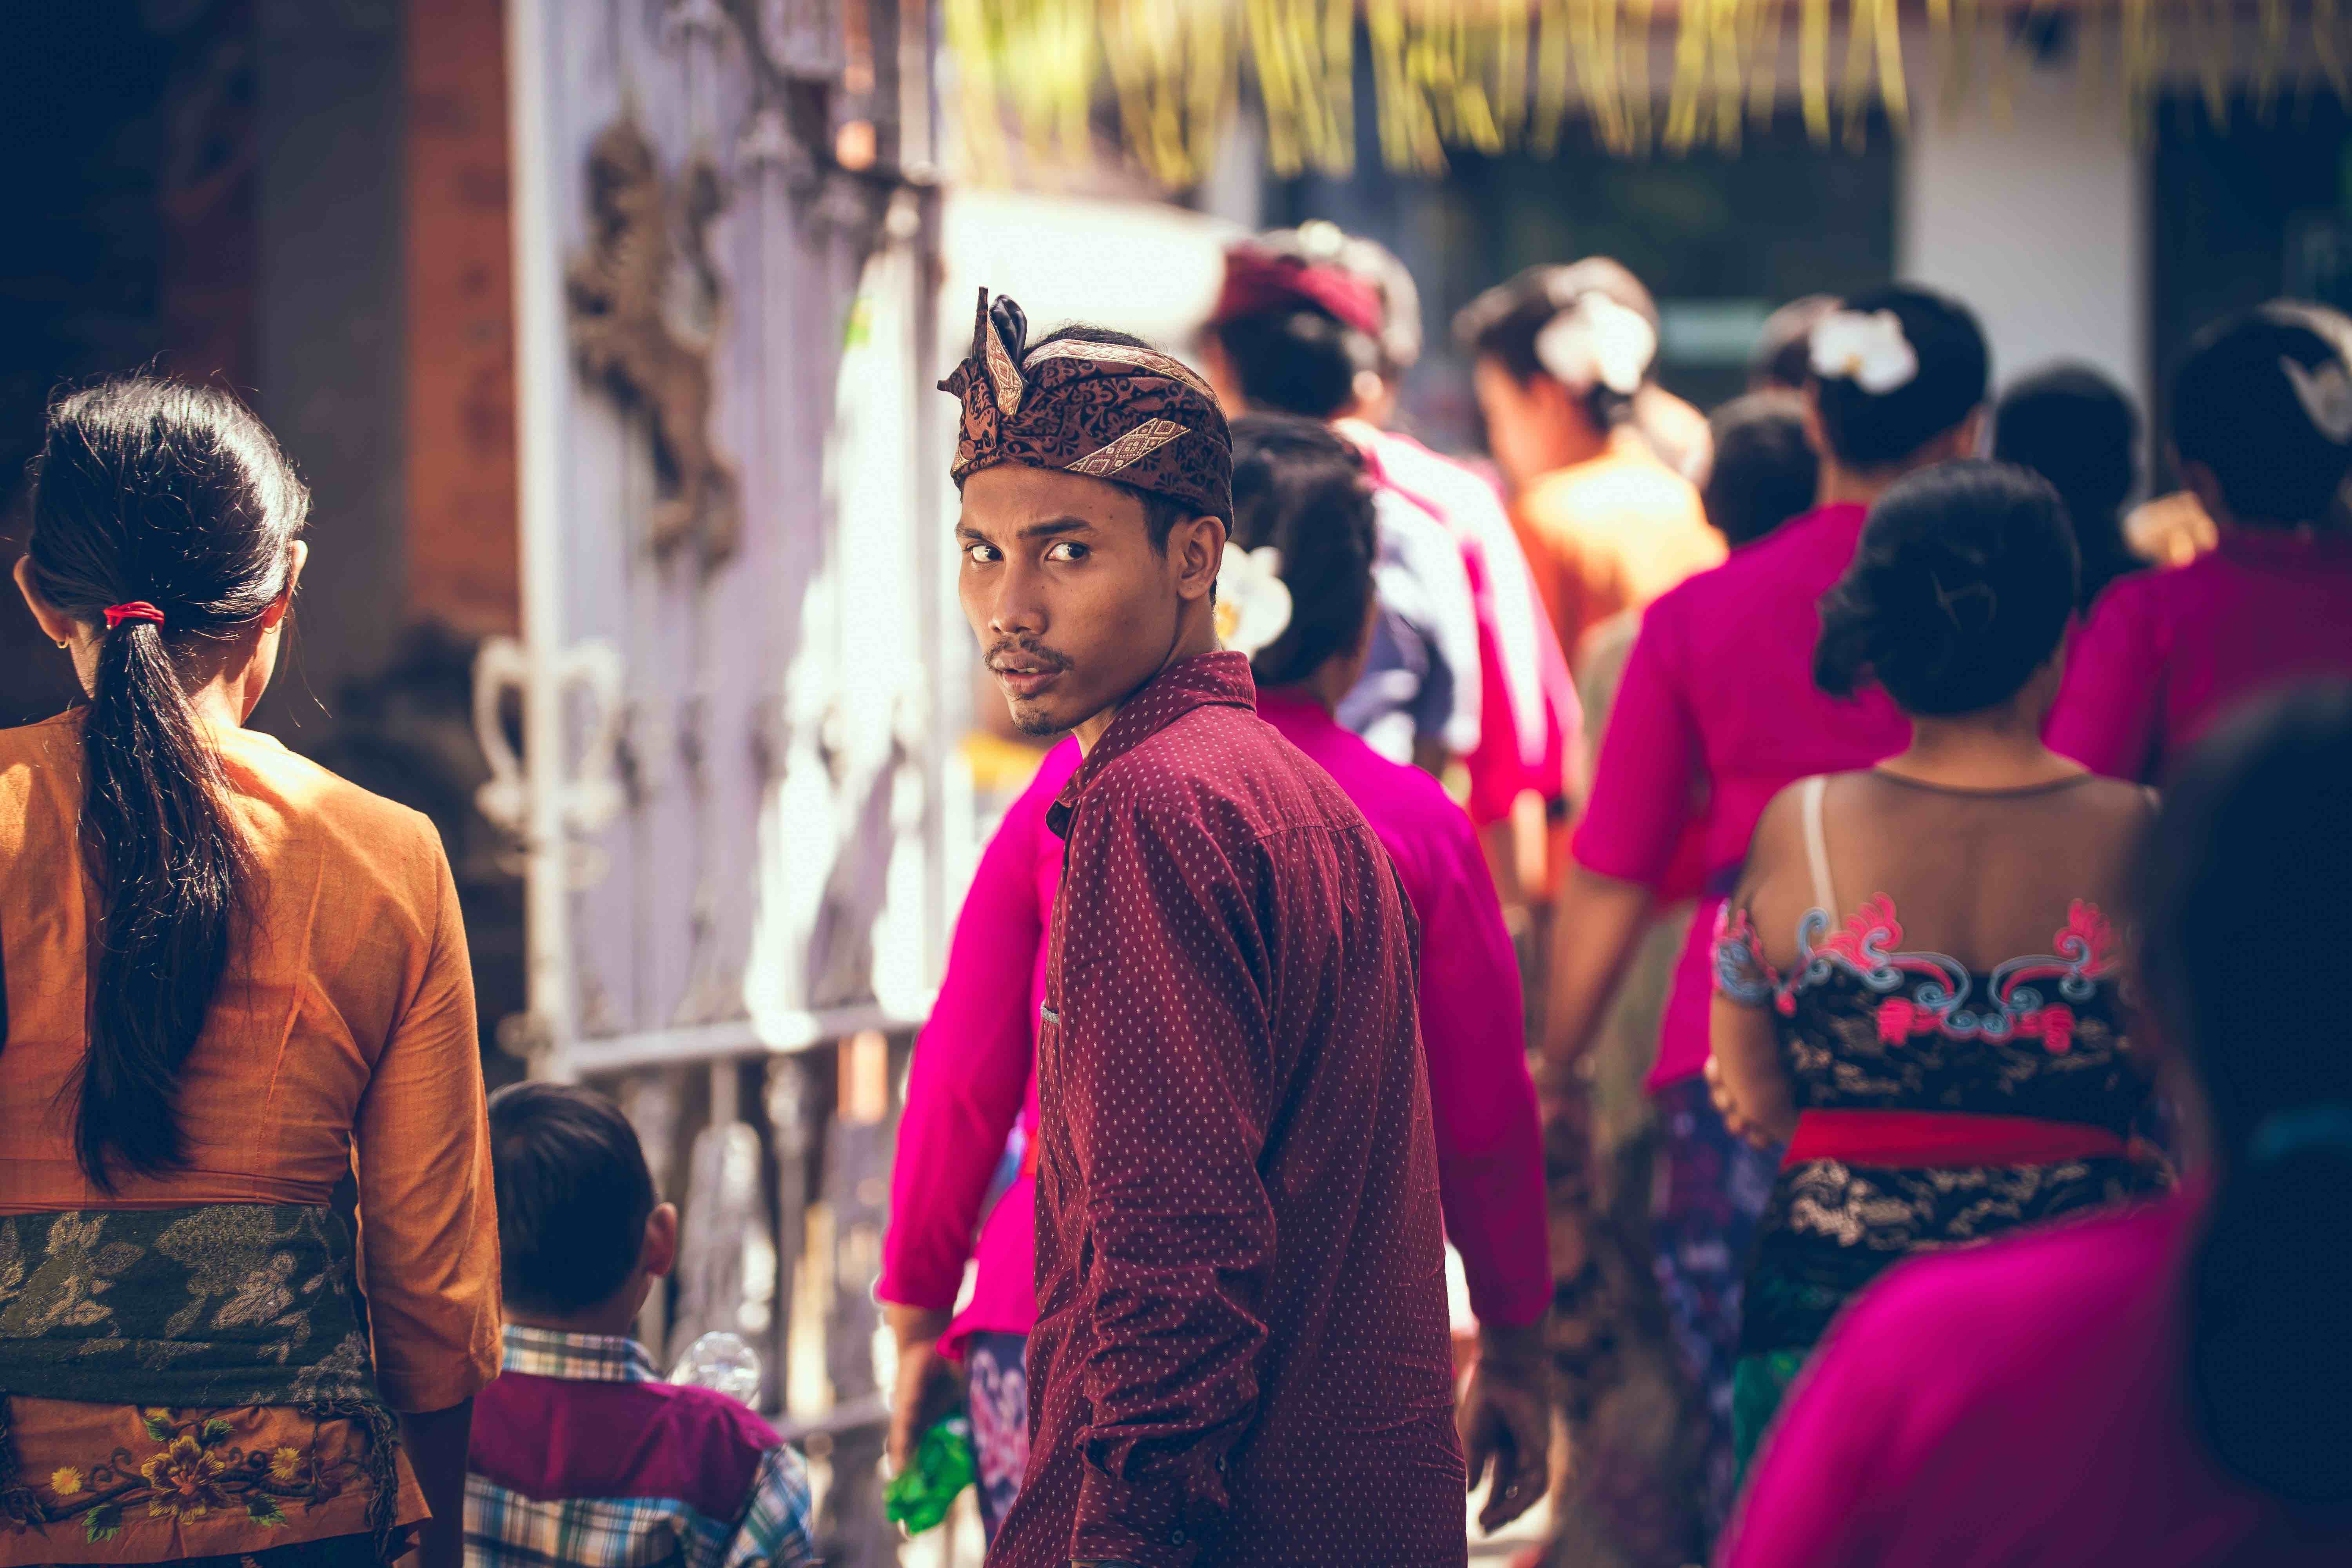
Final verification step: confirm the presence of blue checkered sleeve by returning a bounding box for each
[721,1445,820,1568]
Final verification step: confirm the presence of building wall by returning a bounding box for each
[1896,30,2150,408]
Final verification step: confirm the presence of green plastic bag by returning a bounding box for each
[884,1414,975,1534]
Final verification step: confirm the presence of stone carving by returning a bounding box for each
[566,114,740,568]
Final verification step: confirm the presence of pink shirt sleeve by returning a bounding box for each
[1573,601,1701,887]
[1413,811,1550,1327]
[2047,583,2165,783]
[877,757,1055,1314]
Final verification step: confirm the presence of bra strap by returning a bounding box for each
[1801,774,1837,915]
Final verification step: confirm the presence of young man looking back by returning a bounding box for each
[944,291,1466,1568]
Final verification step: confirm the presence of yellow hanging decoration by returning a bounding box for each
[1796,0,1832,145]
[1531,0,1575,154]
[1746,0,1784,134]
[1624,0,1656,151]
[2254,0,2290,120]
[2317,0,2351,105]
[944,0,2352,187]
[1246,0,1349,176]
[1366,0,1445,174]
[1665,0,1714,151]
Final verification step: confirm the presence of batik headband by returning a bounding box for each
[940,289,1234,523]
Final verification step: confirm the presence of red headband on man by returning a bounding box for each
[103,602,165,630]
[1210,244,1385,340]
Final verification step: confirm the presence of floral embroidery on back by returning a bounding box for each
[1717,895,2120,1052]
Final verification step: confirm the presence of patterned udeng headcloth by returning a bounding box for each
[941,289,1233,523]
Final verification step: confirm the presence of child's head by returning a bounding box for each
[489,1082,678,1330]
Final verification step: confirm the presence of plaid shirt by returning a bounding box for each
[465,1325,819,1568]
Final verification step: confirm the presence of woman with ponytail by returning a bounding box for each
[0,379,497,1568]
[1721,682,2352,1567]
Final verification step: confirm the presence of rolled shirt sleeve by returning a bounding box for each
[352,837,501,1412]
[1572,604,1700,889]
[1054,795,1277,1561]
[877,753,1055,1316]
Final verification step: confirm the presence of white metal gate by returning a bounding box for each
[480,0,946,1557]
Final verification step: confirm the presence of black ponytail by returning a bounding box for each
[2139,682,2352,1505]
[1227,414,1378,690]
[20,378,308,1190]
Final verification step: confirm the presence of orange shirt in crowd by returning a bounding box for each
[1511,426,1725,674]
[0,711,501,1565]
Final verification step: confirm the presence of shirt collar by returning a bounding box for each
[1047,650,1257,839]
[500,1323,661,1383]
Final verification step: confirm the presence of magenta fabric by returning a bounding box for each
[1721,1194,2352,1568]
[468,1372,779,1519]
[1255,688,1549,1328]
[1572,503,1908,1089]
[1351,426,1584,824]
[2048,528,2352,784]
[995,651,1463,1568]
[877,737,1078,1360]
[880,692,1550,1346]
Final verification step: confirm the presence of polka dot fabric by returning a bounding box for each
[986,652,1466,1568]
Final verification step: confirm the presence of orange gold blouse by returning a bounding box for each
[0,711,501,1563]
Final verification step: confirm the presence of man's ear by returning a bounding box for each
[641,1201,680,1280]
[1170,513,1228,604]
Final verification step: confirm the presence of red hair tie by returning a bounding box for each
[103,602,166,630]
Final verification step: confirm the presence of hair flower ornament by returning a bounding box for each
[1811,309,1920,395]
[1215,543,1293,658]
[2282,354,2352,444]
[1535,292,1657,397]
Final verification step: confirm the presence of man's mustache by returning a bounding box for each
[985,640,1072,674]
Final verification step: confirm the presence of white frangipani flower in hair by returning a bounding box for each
[1535,292,1657,397]
[2282,354,2352,444]
[1810,309,1920,395]
[1214,543,1294,658]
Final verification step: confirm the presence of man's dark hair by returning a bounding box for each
[1994,362,2143,611]
[1811,284,1990,470]
[2172,304,2352,527]
[1453,258,1659,430]
[1228,414,1378,687]
[1210,308,1376,420]
[1031,322,1200,549]
[1750,294,1838,392]
[1704,390,1818,547]
[489,1082,657,1315]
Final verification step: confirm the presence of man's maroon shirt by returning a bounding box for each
[985,652,1466,1568]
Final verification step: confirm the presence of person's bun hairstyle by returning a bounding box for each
[2172,302,2352,527]
[1809,284,1990,470]
[1815,459,2077,716]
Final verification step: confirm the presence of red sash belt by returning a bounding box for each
[1019,1134,1038,1181]
[1783,1109,2130,1170]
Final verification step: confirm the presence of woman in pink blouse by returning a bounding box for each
[1723,683,2352,1568]
[1540,285,1990,1540]
[2048,305,2352,782]
[880,416,1550,1541]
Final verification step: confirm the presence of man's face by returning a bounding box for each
[956,463,1188,737]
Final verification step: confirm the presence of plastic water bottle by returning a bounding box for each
[670,1330,763,1408]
